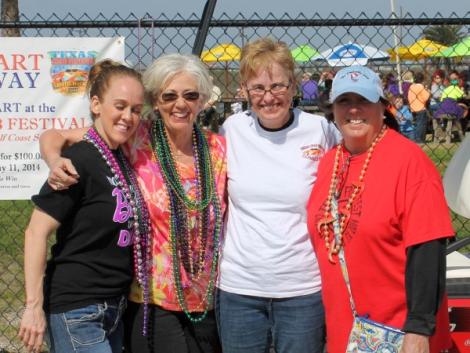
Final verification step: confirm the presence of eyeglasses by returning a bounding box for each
[159,91,200,103]
[246,82,291,98]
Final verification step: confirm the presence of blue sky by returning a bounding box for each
[17,0,470,18]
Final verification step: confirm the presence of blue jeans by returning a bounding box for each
[215,290,325,353]
[414,110,429,143]
[46,296,126,353]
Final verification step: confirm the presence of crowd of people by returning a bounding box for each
[189,63,470,145]
[296,67,469,143]
[385,68,469,143]
[17,37,457,353]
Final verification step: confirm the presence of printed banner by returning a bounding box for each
[0,37,125,200]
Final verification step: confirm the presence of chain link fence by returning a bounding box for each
[1,11,470,352]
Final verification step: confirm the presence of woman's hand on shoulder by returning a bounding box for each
[48,157,79,190]
[400,333,429,353]
[18,304,46,353]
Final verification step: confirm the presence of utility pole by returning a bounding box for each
[192,0,217,57]
[390,0,402,94]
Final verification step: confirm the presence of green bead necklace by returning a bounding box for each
[151,119,214,211]
[150,118,222,323]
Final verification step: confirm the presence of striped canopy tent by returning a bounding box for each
[388,39,448,61]
[317,42,389,67]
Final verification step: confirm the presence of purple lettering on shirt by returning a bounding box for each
[112,187,132,223]
[117,229,133,247]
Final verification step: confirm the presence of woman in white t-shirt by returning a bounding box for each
[216,37,340,353]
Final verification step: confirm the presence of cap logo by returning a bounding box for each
[331,66,382,103]
[350,71,361,82]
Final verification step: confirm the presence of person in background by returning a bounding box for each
[318,70,335,102]
[434,70,468,142]
[200,76,222,132]
[307,65,453,353]
[18,60,146,353]
[401,70,414,103]
[216,37,340,353]
[383,72,400,98]
[441,70,466,102]
[393,94,416,141]
[408,71,430,143]
[230,88,246,114]
[461,69,470,96]
[37,54,227,353]
[430,69,446,114]
[300,71,319,106]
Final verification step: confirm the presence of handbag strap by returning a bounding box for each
[331,196,358,316]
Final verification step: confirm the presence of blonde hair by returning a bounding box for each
[240,37,295,85]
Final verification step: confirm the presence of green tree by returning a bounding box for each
[422,24,465,71]
[422,24,465,46]
[1,0,20,37]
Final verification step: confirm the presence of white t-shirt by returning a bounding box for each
[218,108,341,297]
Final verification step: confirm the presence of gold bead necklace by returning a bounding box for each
[317,125,387,263]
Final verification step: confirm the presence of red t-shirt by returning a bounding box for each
[307,129,453,353]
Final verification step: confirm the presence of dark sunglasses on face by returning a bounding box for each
[160,91,200,103]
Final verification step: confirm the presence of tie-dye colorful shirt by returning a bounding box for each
[126,120,227,311]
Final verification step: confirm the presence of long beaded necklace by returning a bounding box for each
[83,127,152,334]
[317,125,387,263]
[150,118,222,323]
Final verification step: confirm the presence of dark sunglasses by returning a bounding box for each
[160,91,200,103]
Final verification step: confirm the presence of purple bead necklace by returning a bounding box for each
[83,127,152,335]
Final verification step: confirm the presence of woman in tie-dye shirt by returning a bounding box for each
[39,54,227,353]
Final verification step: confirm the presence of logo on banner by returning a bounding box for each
[48,51,98,96]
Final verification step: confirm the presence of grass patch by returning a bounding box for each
[0,201,32,352]
[422,143,470,242]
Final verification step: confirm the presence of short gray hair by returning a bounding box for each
[143,53,213,106]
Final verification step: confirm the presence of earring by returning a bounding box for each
[153,109,161,120]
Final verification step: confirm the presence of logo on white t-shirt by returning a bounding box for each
[301,144,324,161]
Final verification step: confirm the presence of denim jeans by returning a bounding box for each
[215,290,325,353]
[46,296,126,353]
[414,110,429,143]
